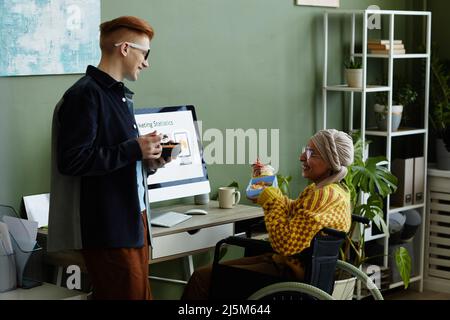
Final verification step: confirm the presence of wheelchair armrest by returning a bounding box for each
[351,214,370,225]
[321,227,346,239]
[213,236,273,265]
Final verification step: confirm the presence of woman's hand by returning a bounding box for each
[247,195,258,204]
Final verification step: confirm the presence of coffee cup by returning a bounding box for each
[218,187,241,209]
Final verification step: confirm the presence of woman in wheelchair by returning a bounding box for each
[181,129,354,300]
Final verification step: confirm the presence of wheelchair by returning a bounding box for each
[209,215,383,300]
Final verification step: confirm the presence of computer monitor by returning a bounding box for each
[134,105,210,203]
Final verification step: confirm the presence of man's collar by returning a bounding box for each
[86,65,134,94]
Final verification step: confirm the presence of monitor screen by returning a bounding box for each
[134,105,210,203]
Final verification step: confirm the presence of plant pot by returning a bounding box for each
[374,104,403,131]
[436,138,450,170]
[332,277,356,300]
[345,68,363,88]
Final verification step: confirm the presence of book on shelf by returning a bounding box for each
[368,39,403,45]
[369,48,406,55]
[367,43,405,50]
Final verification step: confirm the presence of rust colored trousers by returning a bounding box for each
[81,211,152,300]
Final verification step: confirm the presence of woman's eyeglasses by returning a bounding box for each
[114,41,150,60]
[302,146,318,160]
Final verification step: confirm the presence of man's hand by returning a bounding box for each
[143,157,171,171]
[137,131,162,159]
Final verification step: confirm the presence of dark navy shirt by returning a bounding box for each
[56,65,145,249]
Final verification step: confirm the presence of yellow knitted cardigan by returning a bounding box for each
[257,183,351,274]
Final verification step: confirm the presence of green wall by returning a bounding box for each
[428,0,450,60]
[0,0,421,299]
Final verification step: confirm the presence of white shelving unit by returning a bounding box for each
[322,9,431,298]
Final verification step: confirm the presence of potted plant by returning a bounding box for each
[276,174,292,197]
[374,84,418,132]
[430,54,450,170]
[336,132,412,297]
[344,59,363,88]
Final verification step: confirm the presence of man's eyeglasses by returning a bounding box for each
[302,146,318,160]
[114,42,150,60]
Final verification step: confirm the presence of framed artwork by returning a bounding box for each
[0,0,100,76]
[296,0,340,7]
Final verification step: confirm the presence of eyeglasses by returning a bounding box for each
[302,146,317,160]
[114,42,150,60]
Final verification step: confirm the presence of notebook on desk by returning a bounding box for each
[150,211,192,228]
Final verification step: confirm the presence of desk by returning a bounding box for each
[0,282,87,300]
[150,201,263,263]
[39,201,263,285]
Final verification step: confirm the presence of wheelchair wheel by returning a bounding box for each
[335,260,384,300]
[247,282,334,300]
[247,261,384,301]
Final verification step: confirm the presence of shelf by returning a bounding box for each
[325,85,390,93]
[365,128,427,137]
[323,10,430,297]
[364,233,387,243]
[427,164,450,178]
[359,276,422,298]
[353,53,429,59]
[388,275,422,290]
[389,203,425,214]
[325,9,431,16]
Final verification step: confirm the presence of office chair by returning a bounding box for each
[209,215,383,300]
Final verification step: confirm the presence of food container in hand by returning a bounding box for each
[246,175,278,199]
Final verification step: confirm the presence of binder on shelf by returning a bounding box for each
[413,157,425,204]
[390,158,414,207]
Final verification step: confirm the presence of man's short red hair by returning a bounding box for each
[99,16,154,52]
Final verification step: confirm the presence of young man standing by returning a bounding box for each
[48,16,164,299]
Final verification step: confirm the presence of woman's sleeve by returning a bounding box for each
[260,187,325,256]
[257,187,295,211]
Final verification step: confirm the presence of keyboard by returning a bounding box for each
[150,211,192,228]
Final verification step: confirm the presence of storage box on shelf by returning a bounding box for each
[322,9,431,299]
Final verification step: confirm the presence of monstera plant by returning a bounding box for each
[341,132,412,288]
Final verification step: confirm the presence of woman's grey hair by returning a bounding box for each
[310,129,354,188]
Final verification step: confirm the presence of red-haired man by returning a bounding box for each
[48,16,164,300]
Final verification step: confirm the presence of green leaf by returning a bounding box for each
[276,174,292,197]
[394,247,412,289]
[228,181,239,189]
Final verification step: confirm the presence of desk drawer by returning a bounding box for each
[151,223,234,259]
